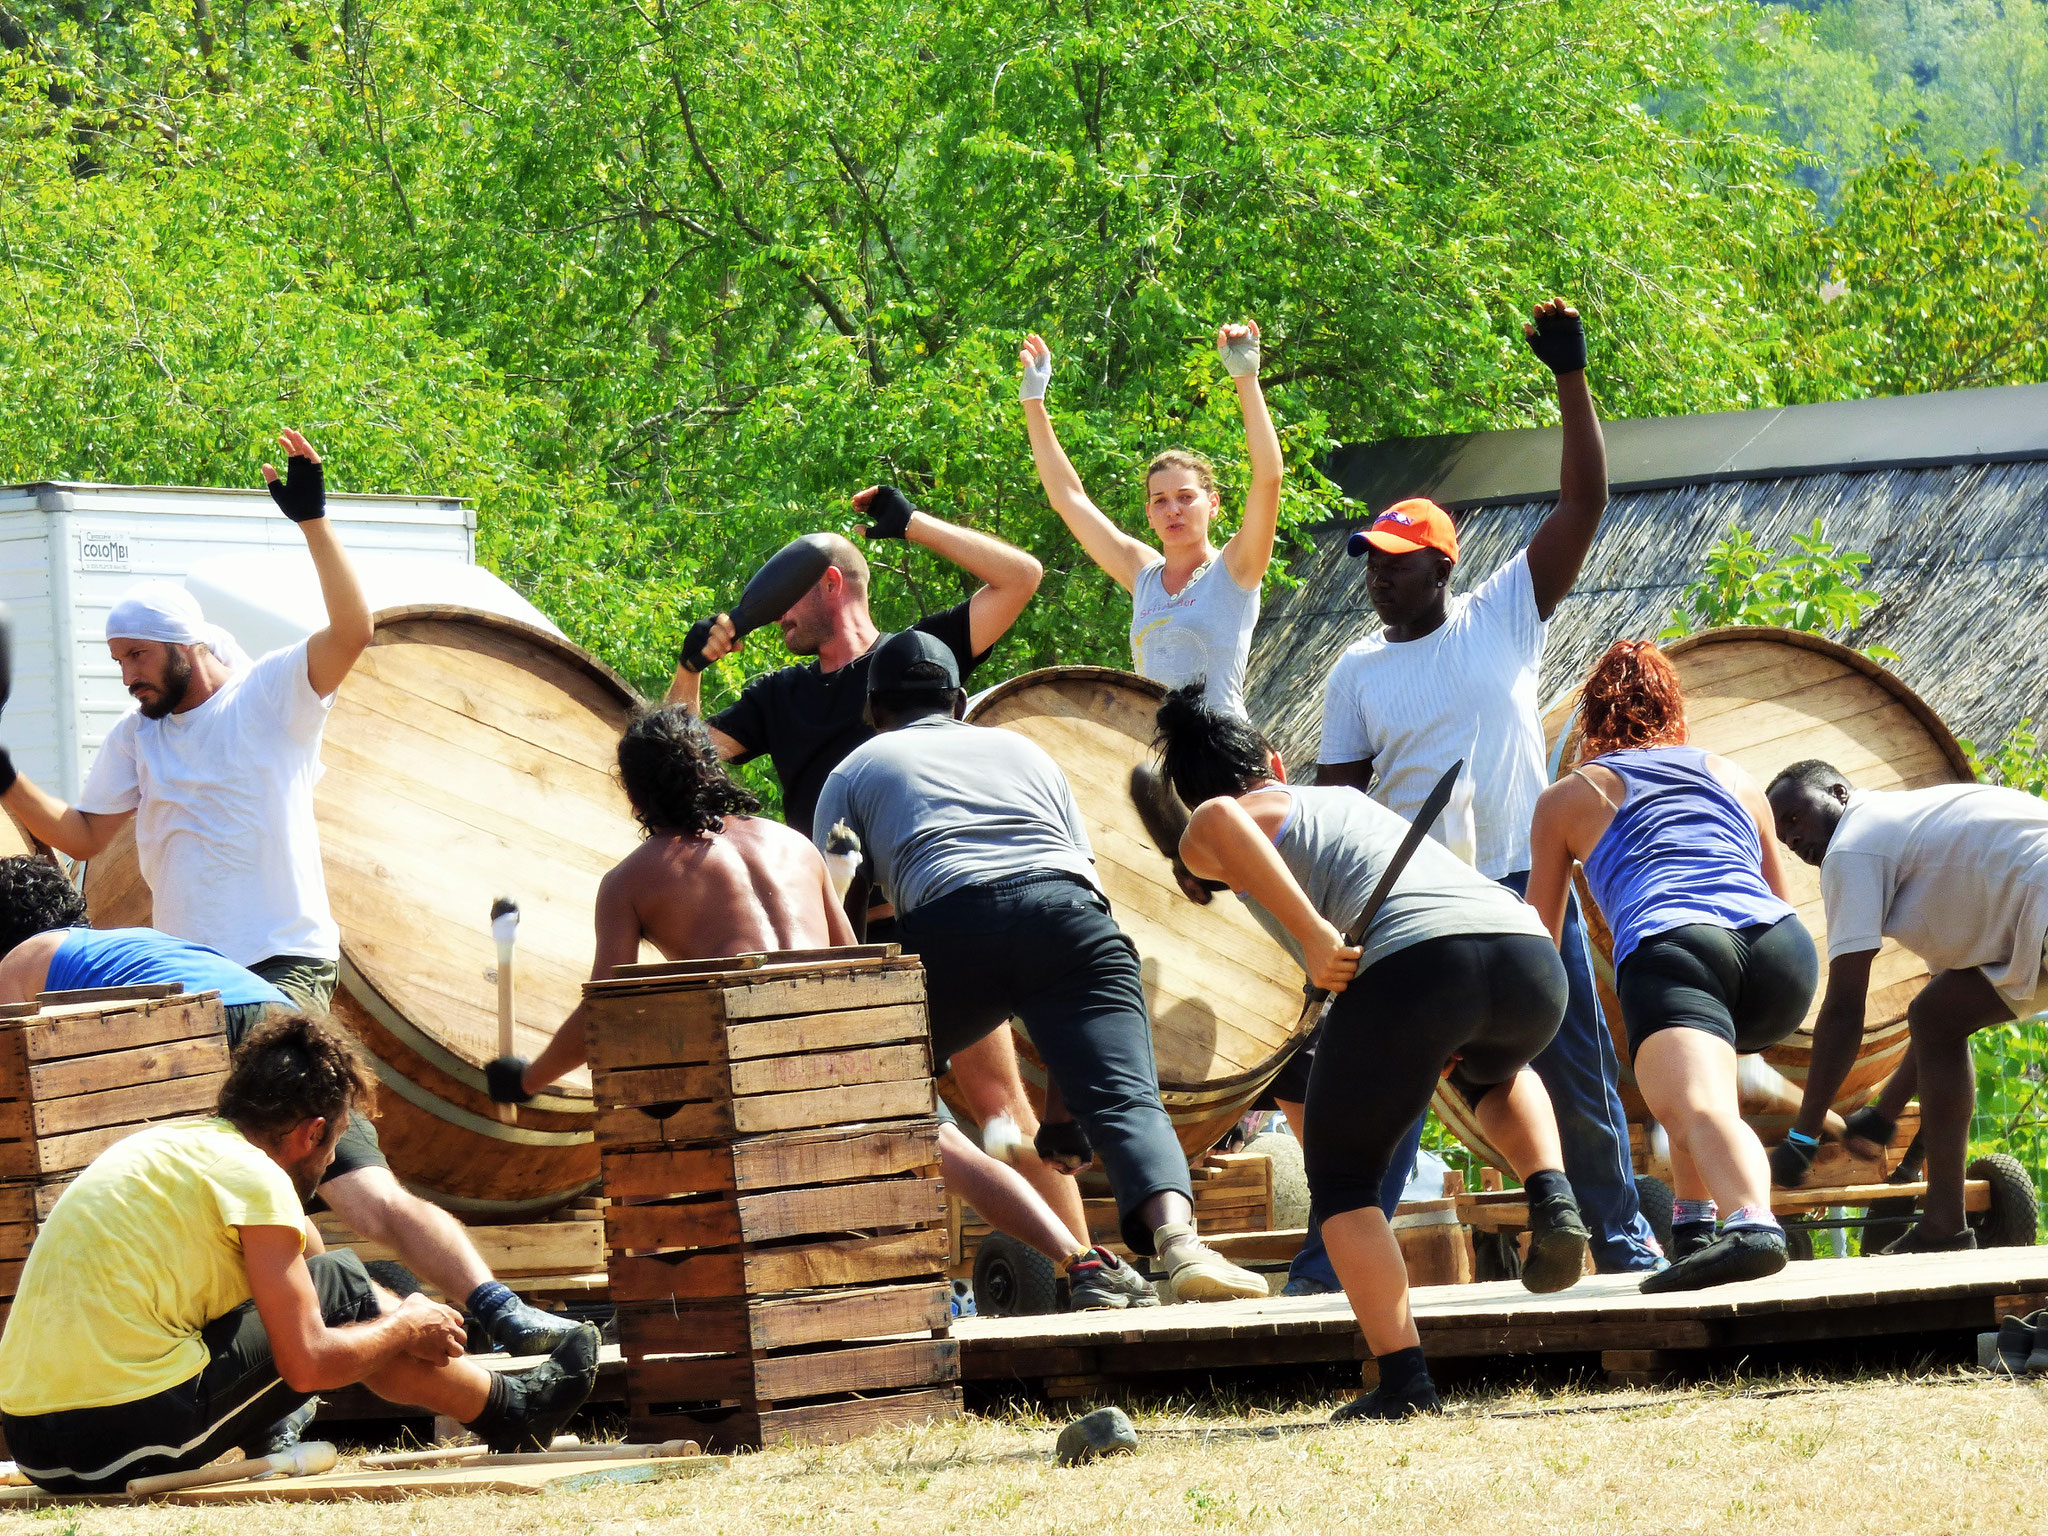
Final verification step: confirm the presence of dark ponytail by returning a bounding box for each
[1153,681,1273,806]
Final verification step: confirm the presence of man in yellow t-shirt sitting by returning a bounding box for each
[0,1014,599,1493]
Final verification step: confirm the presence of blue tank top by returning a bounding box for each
[1578,746,1793,967]
[47,928,290,1009]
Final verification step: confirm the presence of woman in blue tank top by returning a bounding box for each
[1529,642,1818,1295]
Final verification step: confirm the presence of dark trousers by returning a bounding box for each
[899,872,1193,1254]
[3,1251,380,1493]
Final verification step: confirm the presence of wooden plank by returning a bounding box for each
[618,1282,949,1357]
[582,995,729,1071]
[605,1197,742,1254]
[608,1248,747,1303]
[33,1177,74,1223]
[17,1119,168,1177]
[599,1145,737,1199]
[617,1299,754,1358]
[0,1258,24,1295]
[631,1385,962,1452]
[0,1185,35,1227]
[736,1177,946,1244]
[724,1006,930,1062]
[32,1071,225,1138]
[592,1062,726,1109]
[0,1100,28,1141]
[629,1337,956,1409]
[609,944,900,980]
[731,1077,934,1136]
[595,1099,734,1148]
[0,1031,26,1098]
[729,1042,931,1098]
[26,1035,230,1102]
[720,967,924,1021]
[729,1121,942,1192]
[35,983,184,1005]
[744,1228,948,1292]
[0,1222,36,1262]
[23,999,222,1063]
[332,1220,604,1278]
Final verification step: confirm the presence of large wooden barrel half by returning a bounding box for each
[1433,626,1972,1168]
[84,606,649,1216]
[962,668,1307,1156]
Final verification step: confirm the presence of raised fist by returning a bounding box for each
[1217,321,1261,379]
[1523,299,1587,377]
[854,484,916,541]
[262,428,326,523]
[1018,333,1053,403]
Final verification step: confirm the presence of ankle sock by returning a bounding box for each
[1524,1168,1572,1204]
[1674,1198,1717,1226]
[464,1368,514,1434]
[1375,1345,1430,1395]
[1720,1206,1784,1235]
[466,1280,519,1330]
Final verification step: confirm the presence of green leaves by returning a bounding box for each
[1661,517,1891,654]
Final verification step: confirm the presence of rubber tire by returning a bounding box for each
[1968,1152,2041,1249]
[971,1232,1060,1317]
[1782,1225,1817,1262]
[1634,1174,1675,1258]
[1245,1131,1310,1230]
[1860,1195,1918,1256]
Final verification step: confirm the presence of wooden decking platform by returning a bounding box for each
[956,1248,2048,1395]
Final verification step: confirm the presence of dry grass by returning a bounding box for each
[15,1371,2048,1536]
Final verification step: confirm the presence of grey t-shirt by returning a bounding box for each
[811,716,1099,914]
[1236,784,1549,976]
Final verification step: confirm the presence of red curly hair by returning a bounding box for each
[1577,640,1688,762]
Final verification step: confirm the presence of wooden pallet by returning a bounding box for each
[586,949,961,1451]
[0,988,230,1329]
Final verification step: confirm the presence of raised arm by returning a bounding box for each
[263,431,375,698]
[660,617,750,758]
[1179,796,1360,992]
[855,486,1043,656]
[1519,301,1609,620]
[1017,334,1154,592]
[1216,322,1283,591]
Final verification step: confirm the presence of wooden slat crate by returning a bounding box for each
[586,949,960,1451]
[0,988,231,1333]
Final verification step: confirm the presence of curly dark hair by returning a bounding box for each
[1576,640,1689,763]
[1152,680,1275,806]
[216,1012,374,1137]
[617,704,761,836]
[0,855,87,959]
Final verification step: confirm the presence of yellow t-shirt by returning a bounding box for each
[0,1118,307,1417]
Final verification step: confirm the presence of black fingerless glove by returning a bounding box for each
[864,485,916,541]
[1035,1118,1094,1168]
[0,746,16,798]
[1843,1104,1897,1150]
[678,615,717,673]
[1525,309,1588,376]
[485,1055,534,1104]
[1768,1134,1817,1189]
[266,455,326,523]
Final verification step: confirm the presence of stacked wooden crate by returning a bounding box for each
[0,987,231,1329]
[585,947,959,1451]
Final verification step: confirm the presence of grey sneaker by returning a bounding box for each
[1156,1222,1267,1302]
[1066,1247,1160,1311]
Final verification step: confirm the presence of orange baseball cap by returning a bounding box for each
[1353,498,1459,563]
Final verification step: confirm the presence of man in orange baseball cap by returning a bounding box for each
[1347,499,1461,564]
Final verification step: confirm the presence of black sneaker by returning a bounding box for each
[1330,1377,1442,1422]
[241,1396,319,1460]
[1996,1310,2042,1375]
[487,1298,588,1357]
[1670,1219,1717,1261]
[475,1323,600,1453]
[1640,1227,1788,1294]
[1881,1222,1976,1256]
[1521,1186,1591,1295]
[1066,1247,1160,1312]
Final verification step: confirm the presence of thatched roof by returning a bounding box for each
[1247,382,2048,767]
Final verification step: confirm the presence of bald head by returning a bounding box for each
[818,534,869,601]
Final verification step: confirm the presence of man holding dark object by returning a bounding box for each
[663,486,1093,1247]
[1765,761,2048,1251]
[1313,301,1661,1274]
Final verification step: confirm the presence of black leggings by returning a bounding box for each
[1615,916,1818,1059]
[1303,932,1568,1219]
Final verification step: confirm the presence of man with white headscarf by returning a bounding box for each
[0,430,583,1359]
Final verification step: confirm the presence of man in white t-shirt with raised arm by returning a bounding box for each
[1313,299,1661,1276]
[0,430,584,1359]
[1765,761,2048,1252]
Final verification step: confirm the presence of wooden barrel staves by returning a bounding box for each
[1432,626,1973,1168]
[84,606,650,1216]
[963,668,1308,1156]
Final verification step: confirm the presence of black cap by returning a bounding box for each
[868,629,960,695]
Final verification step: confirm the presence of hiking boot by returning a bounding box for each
[1067,1247,1160,1312]
[1521,1185,1591,1295]
[1996,1310,2043,1375]
[486,1297,587,1358]
[1330,1378,1442,1423]
[472,1323,600,1453]
[1155,1222,1267,1302]
[1670,1219,1717,1262]
[1639,1227,1788,1294]
[1881,1222,1977,1256]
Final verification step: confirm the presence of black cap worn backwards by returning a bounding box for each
[868,628,960,695]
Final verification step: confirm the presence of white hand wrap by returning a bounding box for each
[1019,351,1052,403]
[1218,332,1260,379]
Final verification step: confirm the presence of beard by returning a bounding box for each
[132,647,194,719]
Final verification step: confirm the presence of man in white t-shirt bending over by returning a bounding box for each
[1313,300,1660,1275]
[1766,761,2048,1252]
[0,430,581,1358]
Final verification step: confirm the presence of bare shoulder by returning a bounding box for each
[1704,753,1766,805]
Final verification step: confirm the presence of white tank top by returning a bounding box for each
[1129,556,1259,720]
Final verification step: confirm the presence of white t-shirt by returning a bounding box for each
[1317,551,1547,879]
[78,641,340,966]
[1821,784,2048,1007]
[1129,555,1260,720]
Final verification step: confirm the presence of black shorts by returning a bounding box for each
[2,1250,380,1493]
[1615,915,1819,1058]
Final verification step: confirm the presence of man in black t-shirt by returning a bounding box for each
[665,485,1096,1248]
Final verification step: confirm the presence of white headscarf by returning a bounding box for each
[104,581,254,672]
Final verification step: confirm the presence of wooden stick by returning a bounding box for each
[129,1442,337,1497]
[358,1435,579,1470]
[359,1439,695,1472]
[492,898,520,1125]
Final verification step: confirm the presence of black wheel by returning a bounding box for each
[1782,1225,1816,1262]
[1472,1229,1522,1283]
[971,1232,1060,1317]
[1634,1174,1674,1258]
[1860,1196,1918,1256]
[1968,1153,2040,1248]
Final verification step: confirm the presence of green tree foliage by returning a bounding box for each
[1661,518,1889,647]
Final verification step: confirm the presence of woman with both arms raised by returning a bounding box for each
[1527,641,1818,1292]
[1154,683,1589,1422]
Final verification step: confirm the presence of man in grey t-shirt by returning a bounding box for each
[813,631,1263,1302]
